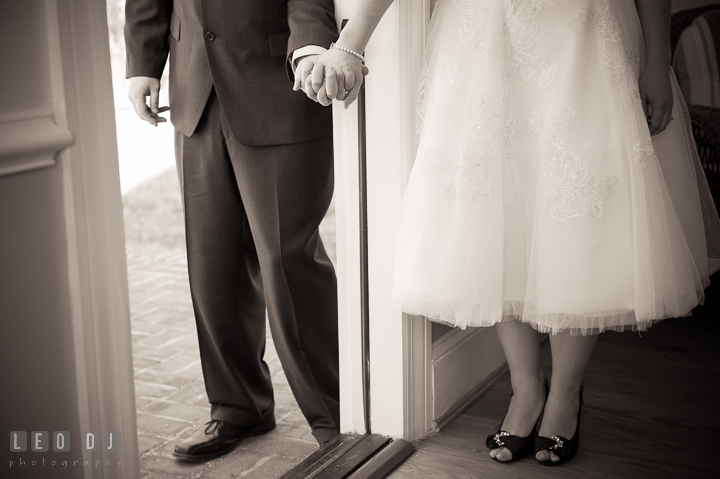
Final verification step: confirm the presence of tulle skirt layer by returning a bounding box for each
[392,0,720,335]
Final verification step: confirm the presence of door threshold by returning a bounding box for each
[280,433,415,479]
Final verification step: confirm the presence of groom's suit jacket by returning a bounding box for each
[125,0,337,146]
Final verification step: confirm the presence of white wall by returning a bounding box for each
[0,1,83,474]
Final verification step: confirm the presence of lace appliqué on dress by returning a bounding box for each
[475,22,504,59]
[416,61,432,142]
[633,139,655,169]
[502,0,558,100]
[569,0,640,99]
[442,0,497,85]
[420,96,517,201]
[453,0,495,43]
[530,108,619,222]
[419,144,495,201]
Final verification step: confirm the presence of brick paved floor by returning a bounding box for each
[122,154,337,478]
[127,245,324,479]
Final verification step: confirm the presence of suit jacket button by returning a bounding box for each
[205,31,215,41]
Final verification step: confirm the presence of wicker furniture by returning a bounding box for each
[671,5,720,210]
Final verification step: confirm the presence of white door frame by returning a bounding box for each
[334,0,434,441]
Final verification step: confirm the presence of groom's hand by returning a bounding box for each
[128,76,169,127]
[293,54,322,101]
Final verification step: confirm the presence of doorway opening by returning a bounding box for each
[106,2,339,477]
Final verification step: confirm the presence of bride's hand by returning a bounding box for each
[308,49,369,109]
[639,64,674,136]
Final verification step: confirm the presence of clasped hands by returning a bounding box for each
[128,50,369,127]
[293,50,369,109]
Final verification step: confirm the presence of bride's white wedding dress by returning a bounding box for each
[392,0,720,335]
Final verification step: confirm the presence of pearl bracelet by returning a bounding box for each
[330,42,365,63]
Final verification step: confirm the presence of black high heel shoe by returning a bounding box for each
[486,380,548,463]
[534,385,584,466]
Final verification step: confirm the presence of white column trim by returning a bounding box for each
[334,0,433,440]
[403,315,434,440]
[399,0,434,441]
[54,0,139,476]
[334,96,367,434]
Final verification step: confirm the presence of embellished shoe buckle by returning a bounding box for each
[493,431,510,446]
[548,435,564,450]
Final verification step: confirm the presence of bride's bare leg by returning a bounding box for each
[490,320,547,462]
[535,331,598,462]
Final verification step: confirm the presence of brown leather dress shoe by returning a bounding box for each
[173,417,276,461]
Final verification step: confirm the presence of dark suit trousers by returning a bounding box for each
[174,90,339,443]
